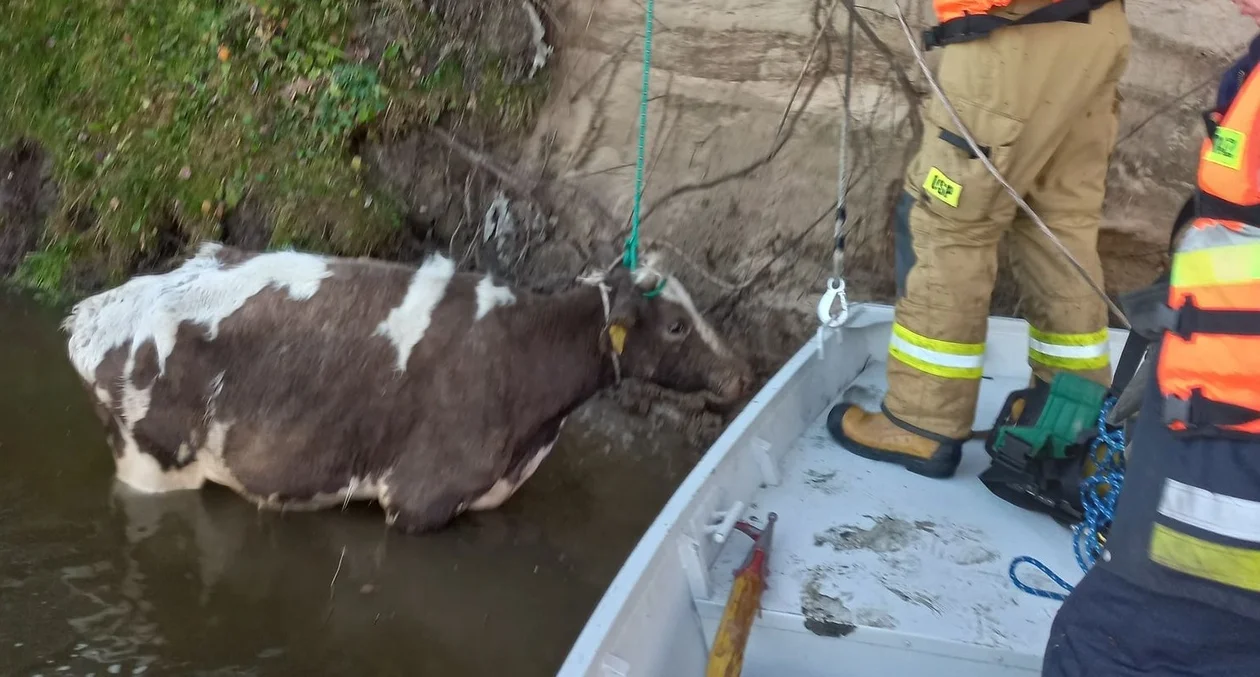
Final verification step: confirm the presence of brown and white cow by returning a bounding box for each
[63,242,753,534]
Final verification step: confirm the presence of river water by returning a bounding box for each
[0,289,703,677]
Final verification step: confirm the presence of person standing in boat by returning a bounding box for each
[827,0,1131,477]
[1041,12,1260,677]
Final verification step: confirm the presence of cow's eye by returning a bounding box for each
[667,321,686,336]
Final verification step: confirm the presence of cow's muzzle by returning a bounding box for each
[706,364,756,411]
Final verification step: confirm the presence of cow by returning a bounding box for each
[63,242,754,534]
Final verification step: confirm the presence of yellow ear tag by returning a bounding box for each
[608,324,627,355]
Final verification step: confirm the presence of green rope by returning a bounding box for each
[623,0,655,272]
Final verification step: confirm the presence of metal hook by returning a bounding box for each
[816,278,849,328]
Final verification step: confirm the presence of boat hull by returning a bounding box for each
[557,304,1133,677]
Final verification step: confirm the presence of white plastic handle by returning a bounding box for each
[705,501,746,544]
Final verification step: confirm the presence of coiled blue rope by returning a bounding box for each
[1009,556,1077,602]
[1009,396,1127,602]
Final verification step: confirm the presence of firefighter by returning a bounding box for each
[828,0,1132,478]
[1239,0,1260,24]
[1041,22,1260,677]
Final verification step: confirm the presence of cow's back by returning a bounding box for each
[64,243,328,384]
[66,243,523,506]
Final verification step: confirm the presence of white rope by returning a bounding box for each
[818,0,856,329]
[889,1,1131,330]
[578,269,624,384]
[597,282,623,384]
[835,0,855,282]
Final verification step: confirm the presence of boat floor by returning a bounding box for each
[699,360,1084,669]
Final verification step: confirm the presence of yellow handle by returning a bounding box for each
[705,574,765,677]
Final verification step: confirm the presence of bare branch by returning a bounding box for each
[429,127,538,198]
[1115,76,1215,146]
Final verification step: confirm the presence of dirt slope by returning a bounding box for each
[514,0,1255,373]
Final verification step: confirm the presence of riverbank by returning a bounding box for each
[3,0,1251,444]
[0,0,552,300]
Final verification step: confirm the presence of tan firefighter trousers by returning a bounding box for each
[886,0,1132,440]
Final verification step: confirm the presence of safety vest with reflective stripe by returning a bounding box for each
[1102,63,1260,612]
[1156,221,1260,435]
[1157,61,1260,438]
[1098,342,1260,618]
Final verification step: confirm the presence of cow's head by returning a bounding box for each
[595,256,754,408]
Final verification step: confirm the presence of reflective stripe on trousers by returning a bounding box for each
[1028,327,1110,372]
[888,323,985,380]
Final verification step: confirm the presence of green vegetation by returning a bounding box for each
[0,0,549,296]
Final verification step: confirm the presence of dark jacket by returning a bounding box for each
[1216,34,1260,115]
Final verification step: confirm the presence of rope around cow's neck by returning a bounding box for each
[596,282,624,384]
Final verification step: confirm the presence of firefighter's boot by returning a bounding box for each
[826,404,964,479]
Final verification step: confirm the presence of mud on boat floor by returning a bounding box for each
[699,360,1085,662]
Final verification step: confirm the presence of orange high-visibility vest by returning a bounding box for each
[934,0,1016,23]
[924,0,1116,51]
[1156,65,1260,436]
[1090,44,1260,622]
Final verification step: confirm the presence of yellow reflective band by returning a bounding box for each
[1205,126,1245,170]
[1170,242,1260,288]
[1150,523,1260,594]
[1029,351,1110,372]
[888,323,984,380]
[1027,327,1110,371]
[923,167,961,208]
[1028,327,1109,348]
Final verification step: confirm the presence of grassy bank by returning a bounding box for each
[0,0,549,298]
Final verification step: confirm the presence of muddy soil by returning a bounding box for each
[0,139,57,277]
